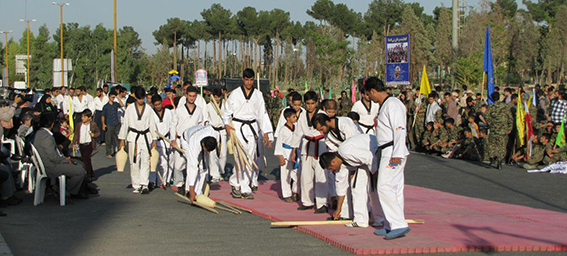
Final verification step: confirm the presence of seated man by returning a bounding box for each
[33,114,89,199]
[0,146,22,207]
[521,134,548,169]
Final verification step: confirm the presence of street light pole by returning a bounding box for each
[20,19,36,88]
[114,0,118,82]
[53,2,70,87]
[0,30,12,87]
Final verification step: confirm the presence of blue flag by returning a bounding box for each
[484,26,495,105]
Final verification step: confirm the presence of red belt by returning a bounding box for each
[305,135,325,159]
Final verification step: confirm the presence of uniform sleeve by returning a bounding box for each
[388,103,408,158]
[257,94,274,136]
[222,93,234,126]
[169,110,178,140]
[197,108,205,125]
[339,144,373,168]
[274,137,283,156]
[118,107,129,140]
[274,109,286,138]
[149,110,158,140]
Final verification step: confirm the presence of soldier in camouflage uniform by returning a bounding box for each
[454,128,481,161]
[267,92,282,129]
[421,122,435,151]
[338,91,353,117]
[521,134,548,169]
[485,92,514,169]
[414,97,427,148]
[429,122,447,153]
[478,128,490,162]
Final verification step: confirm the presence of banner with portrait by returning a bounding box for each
[385,35,410,86]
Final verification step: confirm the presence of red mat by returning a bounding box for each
[209,181,567,255]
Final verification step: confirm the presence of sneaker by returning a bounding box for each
[210,178,220,185]
[441,153,451,159]
[374,228,390,236]
[231,187,241,198]
[345,222,368,228]
[297,205,314,211]
[241,193,254,199]
[384,227,410,240]
[141,187,149,194]
[314,206,328,214]
[283,197,293,203]
[171,186,179,192]
[251,186,258,192]
[132,188,141,194]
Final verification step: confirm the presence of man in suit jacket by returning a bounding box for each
[33,114,87,198]
[72,109,101,180]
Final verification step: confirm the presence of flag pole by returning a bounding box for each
[481,72,486,103]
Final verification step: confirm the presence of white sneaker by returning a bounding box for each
[345,222,368,228]
[132,188,140,194]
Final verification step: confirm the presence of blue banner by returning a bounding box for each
[483,26,495,104]
[385,34,410,86]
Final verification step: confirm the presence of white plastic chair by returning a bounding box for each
[15,136,34,193]
[1,135,16,155]
[30,144,66,206]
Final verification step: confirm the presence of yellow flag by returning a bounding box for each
[516,91,525,146]
[419,65,431,96]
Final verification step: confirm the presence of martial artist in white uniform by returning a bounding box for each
[223,69,273,199]
[204,89,227,182]
[363,77,410,239]
[151,95,177,185]
[351,93,379,134]
[171,86,205,189]
[274,108,301,201]
[314,114,366,221]
[292,91,328,212]
[319,134,384,228]
[118,87,158,194]
[178,93,207,110]
[274,92,304,138]
[180,125,219,201]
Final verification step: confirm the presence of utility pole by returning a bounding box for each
[53,2,70,87]
[452,0,459,87]
[0,30,12,87]
[114,0,118,82]
[20,19,36,88]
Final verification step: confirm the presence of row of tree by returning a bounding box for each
[1,0,567,91]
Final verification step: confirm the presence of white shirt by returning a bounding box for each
[115,96,126,124]
[174,104,205,139]
[94,95,109,111]
[73,95,90,114]
[351,100,379,134]
[376,97,409,159]
[79,123,92,144]
[425,101,441,123]
[204,101,224,129]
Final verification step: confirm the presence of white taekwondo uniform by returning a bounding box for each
[118,103,158,190]
[222,86,273,194]
[376,96,410,230]
[274,123,301,199]
[153,107,177,185]
[204,100,228,180]
[351,100,379,134]
[172,103,205,188]
[324,116,363,219]
[291,109,328,209]
[181,125,219,195]
[338,134,385,226]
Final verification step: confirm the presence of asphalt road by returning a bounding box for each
[0,145,566,256]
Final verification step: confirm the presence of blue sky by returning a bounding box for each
[0,0,524,53]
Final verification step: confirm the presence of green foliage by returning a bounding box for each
[454,52,483,88]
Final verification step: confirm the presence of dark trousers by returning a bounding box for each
[79,143,94,179]
[105,125,119,156]
[94,110,104,144]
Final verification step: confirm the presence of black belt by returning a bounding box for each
[157,132,170,142]
[129,128,151,163]
[305,135,325,159]
[213,126,224,157]
[232,118,259,157]
[359,122,374,134]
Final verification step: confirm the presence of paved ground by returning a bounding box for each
[0,146,566,255]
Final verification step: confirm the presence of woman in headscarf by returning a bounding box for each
[34,94,58,119]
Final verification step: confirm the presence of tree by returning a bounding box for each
[201,3,233,79]
[31,25,57,87]
[152,18,188,70]
[434,7,452,82]
[363,0,405,38]
[495,0,518,18]
[307,0,335,24]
